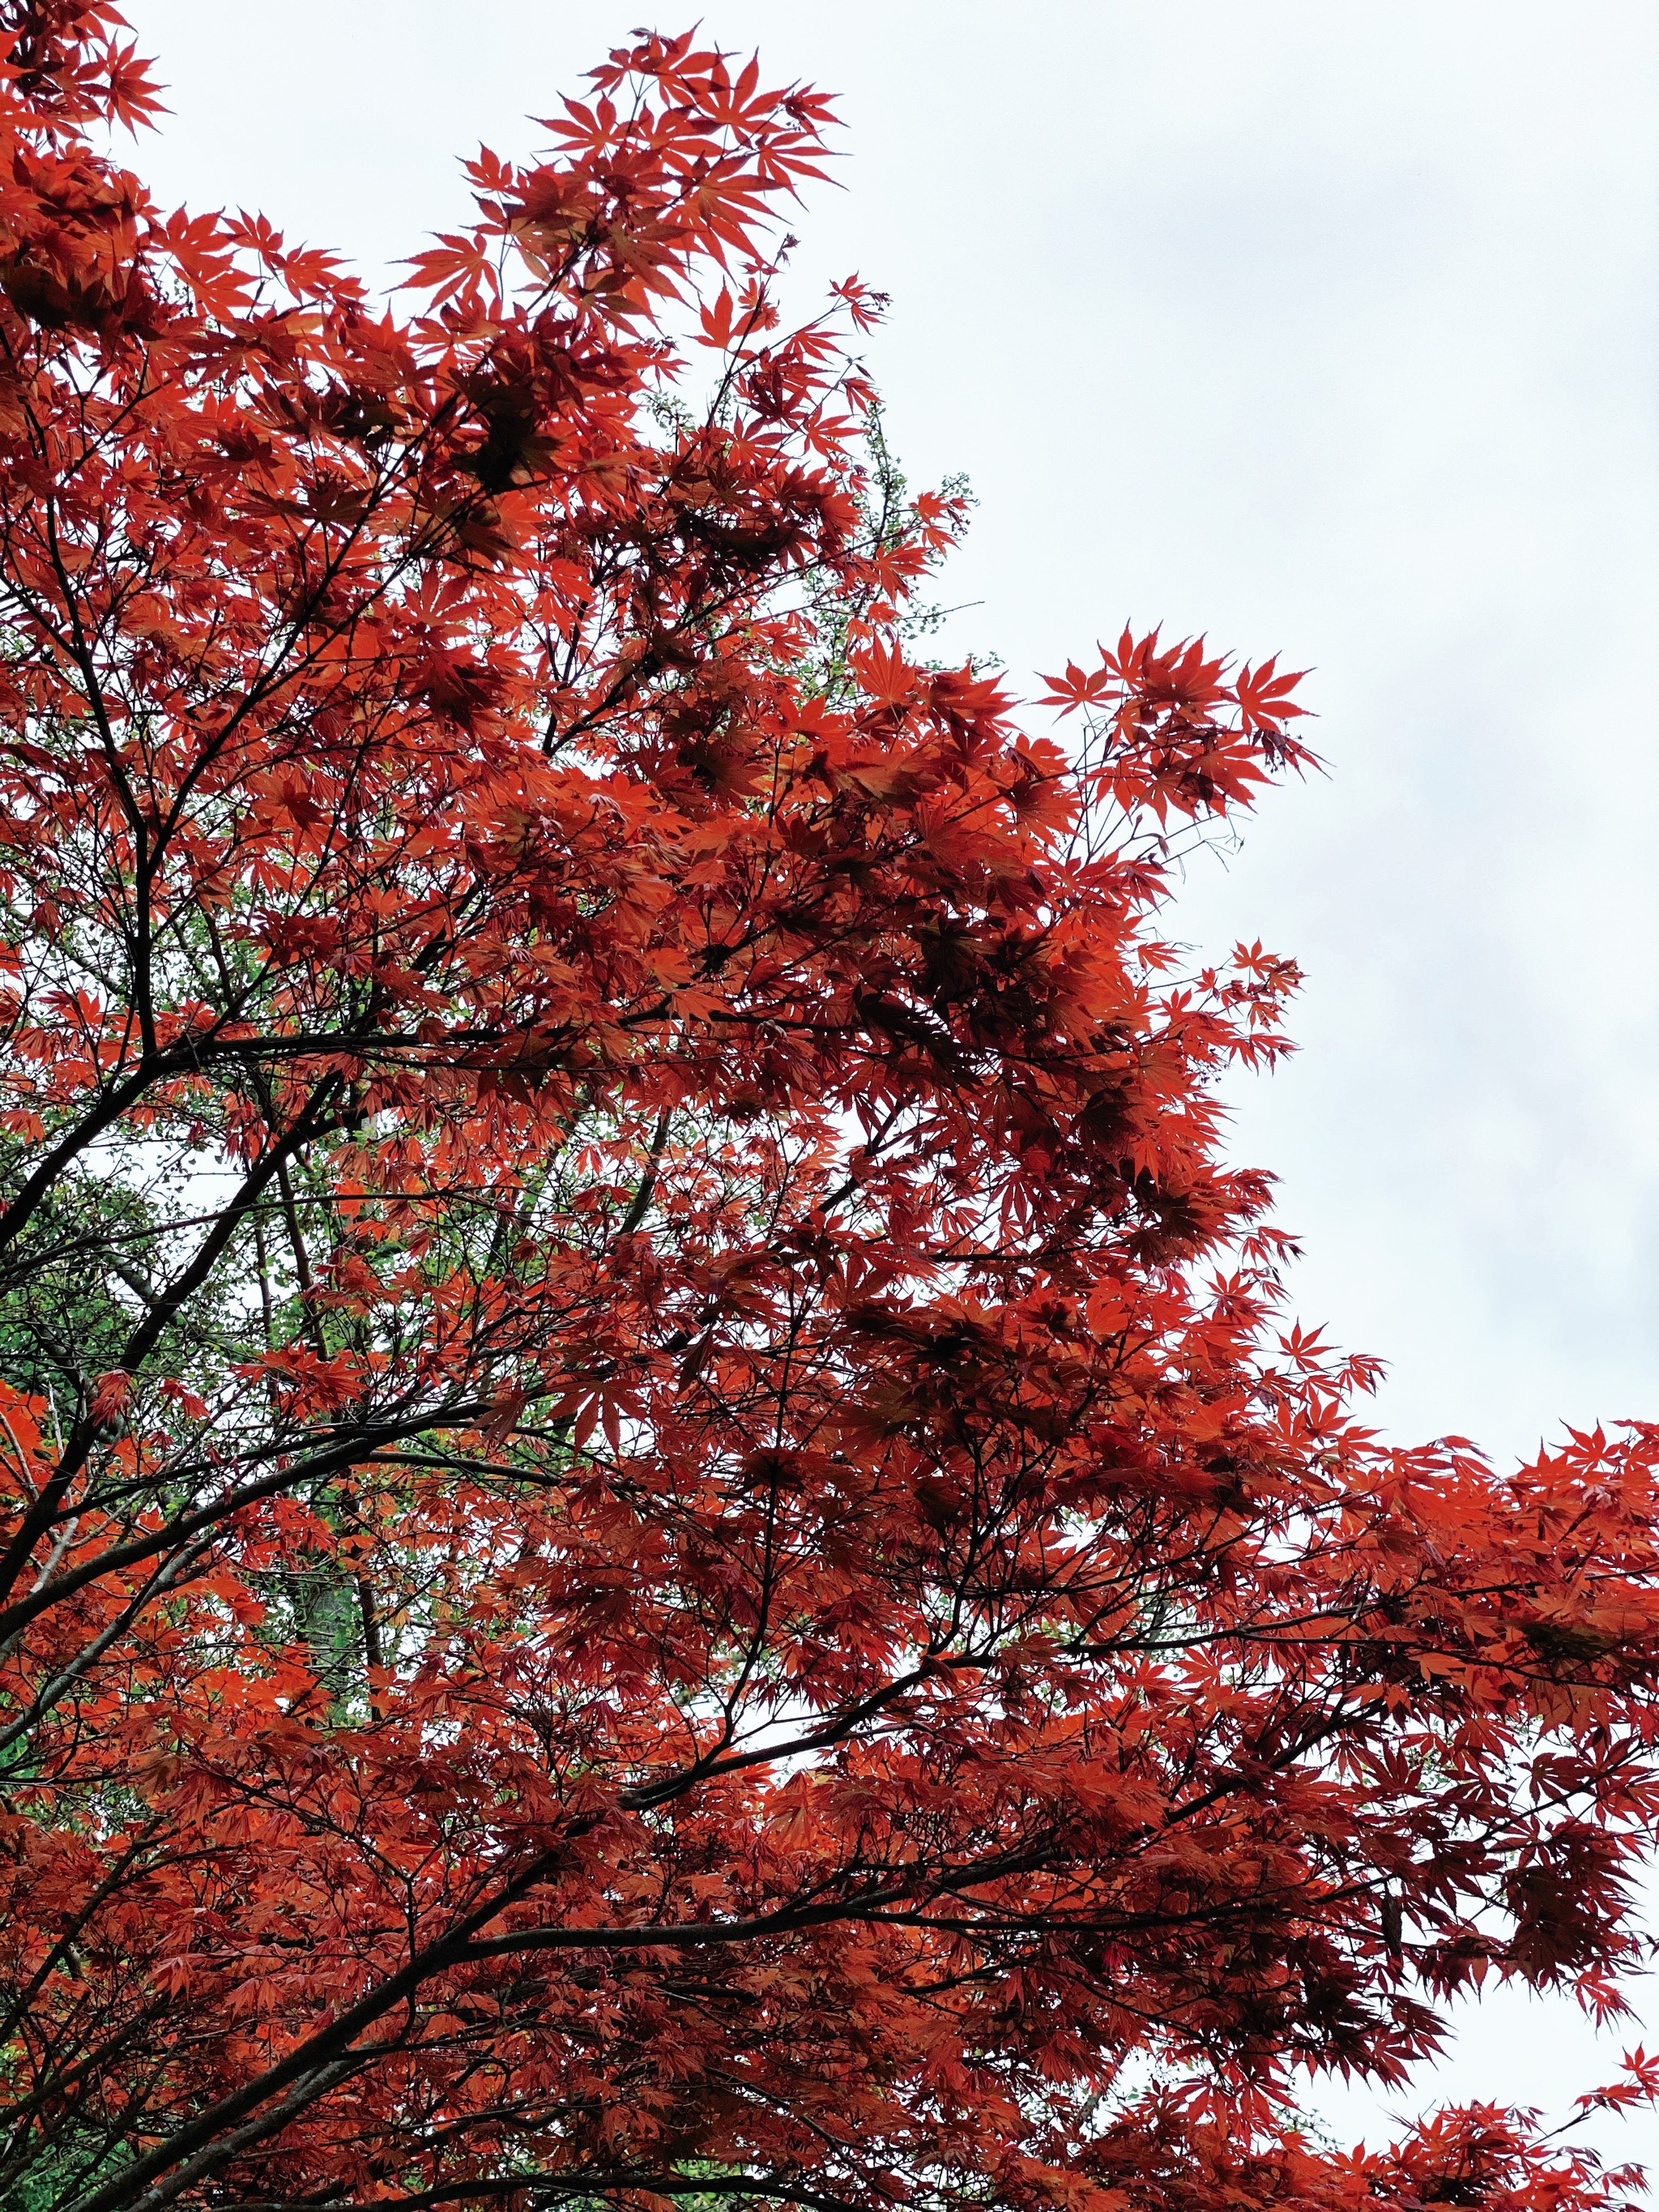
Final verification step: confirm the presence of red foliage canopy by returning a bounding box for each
[0,10,1656,2212]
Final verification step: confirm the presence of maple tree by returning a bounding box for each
[1,6,1658,2210]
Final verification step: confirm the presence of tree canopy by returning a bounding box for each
[1,7,1657,2211]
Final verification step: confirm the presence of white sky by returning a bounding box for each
[125,0,1659,2172]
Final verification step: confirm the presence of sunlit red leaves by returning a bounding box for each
[408,36,830,331]
[1039,628,1315,823]
[1232,653,1310,736]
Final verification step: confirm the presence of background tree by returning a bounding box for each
[1,7,1658,2211]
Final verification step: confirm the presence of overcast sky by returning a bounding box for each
[125,0,1659,2166]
